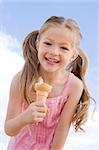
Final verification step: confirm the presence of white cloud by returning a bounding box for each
[0,31,21,52]
[63,112,99,150]
[0,31,24,136]
[0,31,24,94]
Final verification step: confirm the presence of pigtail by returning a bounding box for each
[69,48,91,131]
[71,48,88,78]
[20,31,39,104]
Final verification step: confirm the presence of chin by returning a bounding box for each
[40,63,62,73]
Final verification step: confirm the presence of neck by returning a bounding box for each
[38,66,66,85]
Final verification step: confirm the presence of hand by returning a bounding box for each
[22,101,48,125]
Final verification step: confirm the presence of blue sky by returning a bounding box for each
[0,1,98,60]
[0,0,99,108]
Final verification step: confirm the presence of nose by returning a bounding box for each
[49,46,59,55]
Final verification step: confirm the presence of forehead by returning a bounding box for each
[40,26,76,46]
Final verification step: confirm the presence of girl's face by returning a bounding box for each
[37,26,76,73]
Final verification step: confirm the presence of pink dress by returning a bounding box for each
[7,72,73,150]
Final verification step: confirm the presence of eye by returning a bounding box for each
[61,46,69,51]
[44,42,52,46]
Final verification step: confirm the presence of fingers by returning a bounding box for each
[32,111,46,124]
[36,106,48,113]
[27,101,48,124]
[35,101,46,107]
[31,101,48,113]
[35,117,44,123]
[32,111,46,118]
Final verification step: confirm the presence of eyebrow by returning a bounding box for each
[44,37,69,46]
[44,38,53,43]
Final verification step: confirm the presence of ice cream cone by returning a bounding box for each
[34,77,52,102]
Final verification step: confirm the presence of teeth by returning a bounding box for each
[45,57,59,63]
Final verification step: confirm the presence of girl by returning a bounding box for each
[5,16,90,150]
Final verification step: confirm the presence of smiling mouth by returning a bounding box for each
[45,57,60,64]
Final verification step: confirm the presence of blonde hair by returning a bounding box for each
[20,16,91,131]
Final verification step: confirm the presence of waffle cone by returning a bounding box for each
[34,83,52,101]
[36,91,48,101]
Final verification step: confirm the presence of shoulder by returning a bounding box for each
[69,73,83,100]
[10,71,21,89]
[10,71,22,100]
[70,73,83,91]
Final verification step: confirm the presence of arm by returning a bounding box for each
[4,72,48,136]
[50,78,83,150]
[4,72,26,136]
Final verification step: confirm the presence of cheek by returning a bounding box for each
[37,47,45,62]
[62,53,72,63]
[63,58,70,65]
[37,43,48,59]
